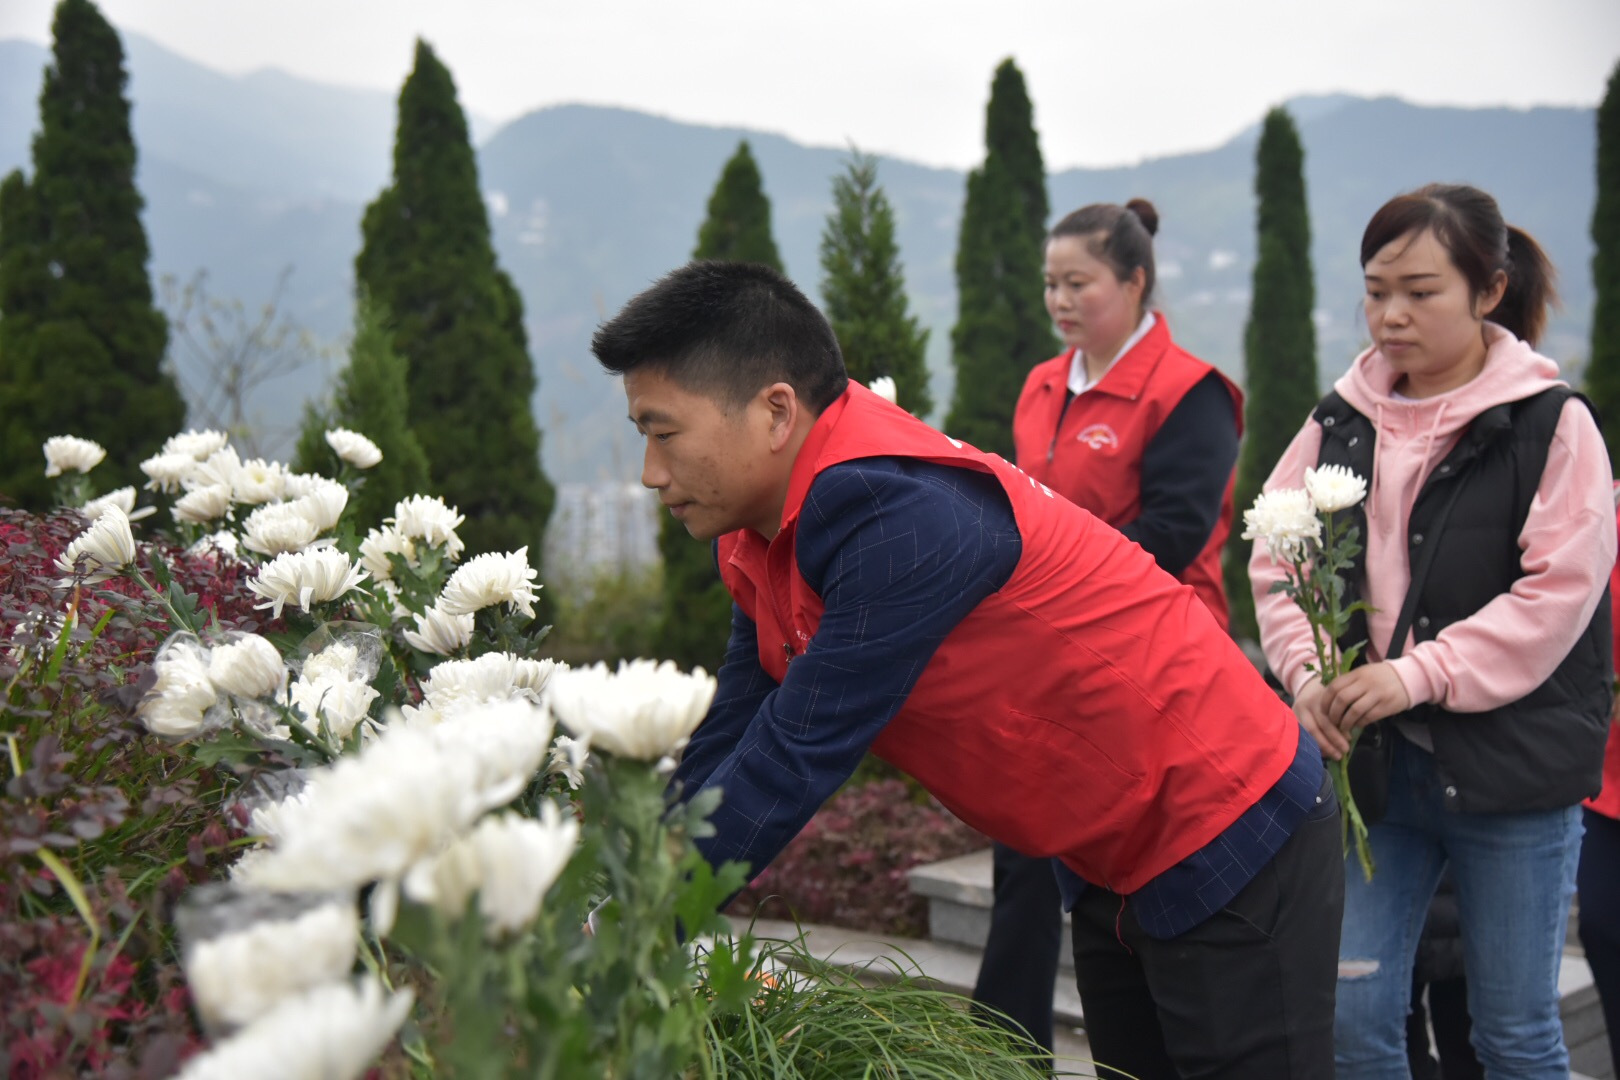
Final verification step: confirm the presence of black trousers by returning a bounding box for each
[1578,807,1620,1080]
[1070,782,1344,1080]
[971,842,1063,1062]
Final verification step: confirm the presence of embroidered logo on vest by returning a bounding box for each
[1076,424,1119,452]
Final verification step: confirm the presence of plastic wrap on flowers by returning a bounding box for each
[286,623,385,741]
[138,633,230,740]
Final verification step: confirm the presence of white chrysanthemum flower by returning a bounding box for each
[389,495,465,560]
[175,978,412,1080]
[163,429,231,462]
[437,548,539,619]
[289,479,348,533]
[413,653,555,720]
[186,446,241,494]
[1303,464,1368,515]
[358,525,416,582]
[233,458,287,505]
[289,674,378,741]
[1241,488,1323,564]
[867,376,898,405]
[43,435,106,478]
[184,899,359,1033]
[188,530,240,561]
[248,550,368,619]
[302,641,364,685]
[548,659,716,761]
[140,451,200,494]
[402,606,474,656]
[81,486,156,523]
[236,702,552,894]
[242,502,320,557]
[547,735,588,790]
[207,633,287,700]
[403,805,576,938]
[325,428,383,470]
[55,504,137,584]
[174,483,234,525]
[140,636,220,737]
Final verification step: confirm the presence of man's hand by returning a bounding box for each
[1293,677,1349,761]
[1323,662,1411,736]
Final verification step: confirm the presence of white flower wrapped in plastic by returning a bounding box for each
[548,659,716,761]
[287,640,379,740]
[43,435,106,477]
[175,978,412,1080]
[182,895,359,1033]
[163,429,231,461]
[867,376,898,405]
[140,635,221,737]
[208,633,287,700]
[403,804,577,938]
[241,502,320,557]
[402,605,475,657]
[55,504,137,584]
[174,483,233,525]
[141,451,200,494]
[388,494,466,560]
[437,548,539,619]
[325,428,383,469]
[1239,488,1322,564]
[247,549,368,619]
[1303,463,1369,514]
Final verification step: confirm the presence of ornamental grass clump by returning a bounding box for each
[1243,463,1377,879]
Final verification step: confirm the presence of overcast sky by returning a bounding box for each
[3,0,1618,170]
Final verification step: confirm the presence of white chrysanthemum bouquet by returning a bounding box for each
[1243,463,1377,880]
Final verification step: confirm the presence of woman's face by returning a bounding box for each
[1363,227,1505,398]
[1044,235,1144,360]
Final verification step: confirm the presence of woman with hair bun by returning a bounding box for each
[975,198,1288,1073]
[1251,183,1616,1078]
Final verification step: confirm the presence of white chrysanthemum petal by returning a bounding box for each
[403,805,576,937]
[1303,464,1368,515]
[325,428,383,469]
[233,458,288,505]
[437,548,538,618]
[867,376,898,405]
[402,606,475,657]
[139,636,220,738]
[548,659,716,761]
[176,978,411,1080]
[175,483,234,525]
[1241,488,1323,564]
[163,429,231,461]
[184,900,359,1032]
[388,495,465,559]
[185,447,242,494]
[188,530,240,561]
[140,451,200,494]
[207,633,287,699]
[247,550,368,619]
[81,486,151,523]
[242,502,320,557]
[55,504,137,584]
[43,435,106,478]
[359,526,416,582]
[289,676,379,741]
[290,479,348,533]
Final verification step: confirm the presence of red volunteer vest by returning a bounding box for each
[716,383,1296,894]
[1011,317,1242,628]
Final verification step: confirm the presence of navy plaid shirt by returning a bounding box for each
[674,456,1324,939]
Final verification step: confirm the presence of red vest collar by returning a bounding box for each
[777,382,861,534]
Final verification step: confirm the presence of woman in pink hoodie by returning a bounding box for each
[1251,183,1616,1079]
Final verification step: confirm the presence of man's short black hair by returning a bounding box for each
[591,261,849,413]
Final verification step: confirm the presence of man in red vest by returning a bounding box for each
[592,261,1341,1079]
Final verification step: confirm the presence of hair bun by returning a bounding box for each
[1125,198,1159,237]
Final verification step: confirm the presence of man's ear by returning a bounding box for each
[759,382,802,452]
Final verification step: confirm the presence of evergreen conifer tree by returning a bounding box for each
[1225,107,1320,641]
[819,152,931,415]
[944,59,1057,458]
[355,40,553,559]
[293,298,432,530]
[653,141,785,673]
[0,0,184,506]
[1586,61,1620,462]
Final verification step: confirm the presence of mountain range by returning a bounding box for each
[0,33,1599,483]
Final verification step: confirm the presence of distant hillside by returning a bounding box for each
[0,35,1598,481]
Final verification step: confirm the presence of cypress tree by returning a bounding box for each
[0,0,184,506]
[293,297,432,530]
[355,40,553,558]
[1225,107,1320,641]
[819,152,931,415]
[654,141,784,673]
[944,59,1057,458]
[1587,61,1620,462]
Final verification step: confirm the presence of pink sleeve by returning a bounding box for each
[1250,419,1327,697]
[1388,401,1619,712]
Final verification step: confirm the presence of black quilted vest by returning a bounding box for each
[1314,386,1612,813]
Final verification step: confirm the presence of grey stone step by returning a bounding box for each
[908,847,1075,972]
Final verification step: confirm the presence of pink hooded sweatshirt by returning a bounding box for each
[1252,323,1617,711]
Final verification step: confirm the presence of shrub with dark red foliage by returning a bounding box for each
[725,778,985,938]
[1,508,272,1078]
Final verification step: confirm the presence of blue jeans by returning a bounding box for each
[1335,733,1583,1080]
